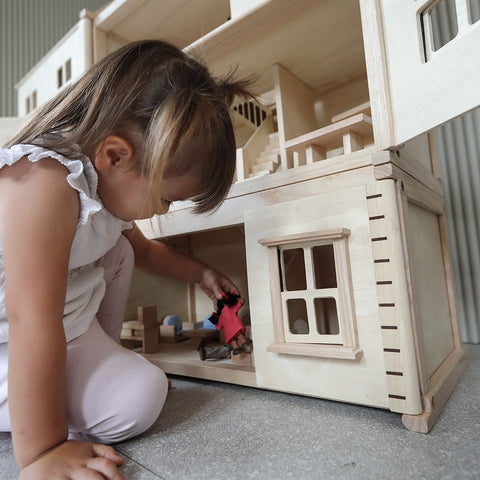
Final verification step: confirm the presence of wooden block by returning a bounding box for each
[137,305,157,325]
[182,321,203,331]
[143,325,161,354]
[122,320,145,330]
[159,324,189,344]
[159,324,176,338]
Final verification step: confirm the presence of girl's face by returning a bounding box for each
[97,169,202,221]
[94,135,202,221]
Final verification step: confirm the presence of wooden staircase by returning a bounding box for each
[248,132,280,178]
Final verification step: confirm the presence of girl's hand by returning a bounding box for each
[199,268,241,305]
[19,440,124,480]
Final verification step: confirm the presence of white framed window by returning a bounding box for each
[57,58,73,90]
[259,228,361,360]
[25,90,37,114]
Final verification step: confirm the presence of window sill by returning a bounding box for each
[267,342,363,360]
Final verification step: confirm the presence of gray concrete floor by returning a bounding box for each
[1,344,478,479]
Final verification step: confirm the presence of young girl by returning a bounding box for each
[0,40,250,479]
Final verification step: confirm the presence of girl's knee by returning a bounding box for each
[73,360,169,444]
[111,361,168,441]
[130,362,169,436]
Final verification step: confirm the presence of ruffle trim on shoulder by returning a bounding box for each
[0,144,102,225]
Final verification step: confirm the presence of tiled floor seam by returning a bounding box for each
[116,451,167,480]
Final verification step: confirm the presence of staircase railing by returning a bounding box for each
[232,99,269,129]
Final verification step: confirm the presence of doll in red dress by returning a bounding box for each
[209,290,252,355]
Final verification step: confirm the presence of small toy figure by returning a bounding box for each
[209,291,252,355]
[197,339,231,361]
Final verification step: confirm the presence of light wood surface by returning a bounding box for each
[378,0,480,146]
[94,0,230,51]
[284,114,373,152]
[244,183,392,408]
[402,346,469,433]
[366,180,423,414]
[144,342,257,387]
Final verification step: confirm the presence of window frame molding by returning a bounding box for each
[258,228,362,360]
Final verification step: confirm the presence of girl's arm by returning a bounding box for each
[0,157,123,478]
[124,224,240,301]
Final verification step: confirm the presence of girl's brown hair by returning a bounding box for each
[7,40,252,214]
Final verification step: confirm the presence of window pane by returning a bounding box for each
[282,248,307,291]
[429,0,458,51]
[469,0,480,24]
[314,297,339,335]
[65,59,72,81]
[312,244,337,289]
[286,298,309,334]
[57,67,63,88]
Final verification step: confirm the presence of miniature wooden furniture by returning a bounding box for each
[121,305,161,354]
[8,0,480,433]
[158,315,189,344]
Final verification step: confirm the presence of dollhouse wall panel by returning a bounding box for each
[274,64,317,170]
[366,180,423,414]
[125,269,189,324]
[404,202,454,379]
[244,185,393,408]
[376,0,480,147]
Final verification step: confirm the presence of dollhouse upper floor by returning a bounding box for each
[7,0,480,231]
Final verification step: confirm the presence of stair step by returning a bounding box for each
[250,160,279,174]
[262,143,280,154]
[258,151,280,163]
[268,132,280,145]
[248,169,271,178]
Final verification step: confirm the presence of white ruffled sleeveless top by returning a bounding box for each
[0,144,132,343]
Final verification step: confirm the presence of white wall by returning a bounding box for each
[0,117,25,146]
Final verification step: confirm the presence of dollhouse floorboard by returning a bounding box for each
[145,343,257,387]
[0,344,478,479]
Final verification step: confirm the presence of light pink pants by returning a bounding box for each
[0,235,169,443]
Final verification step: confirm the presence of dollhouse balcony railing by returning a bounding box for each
[284,113,374,168]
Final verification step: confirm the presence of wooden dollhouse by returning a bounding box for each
[6,0,480,433]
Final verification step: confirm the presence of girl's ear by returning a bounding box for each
[94,135,134,172]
